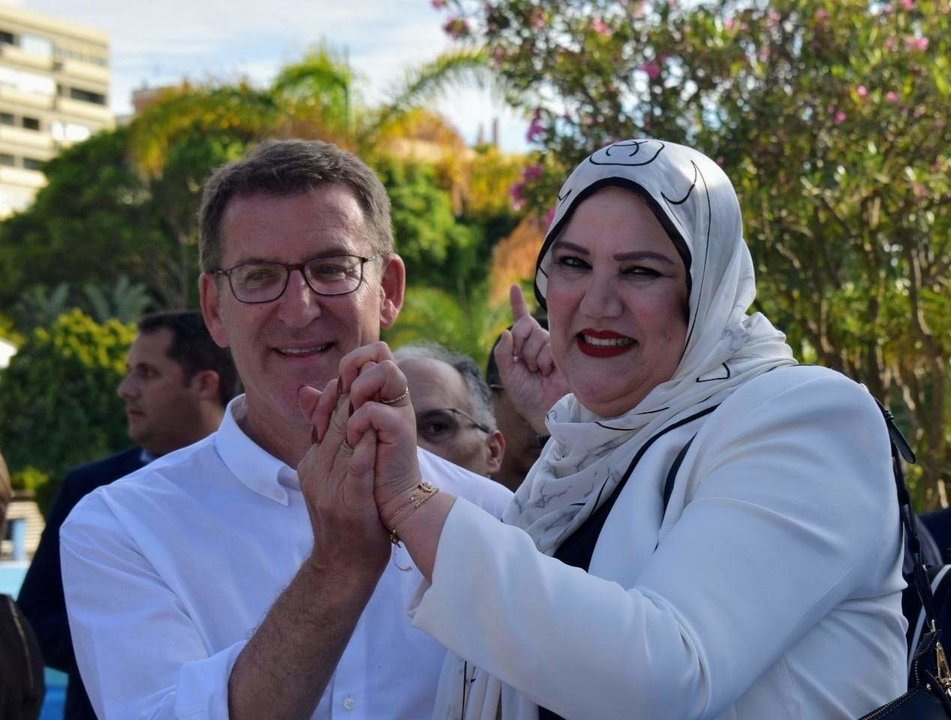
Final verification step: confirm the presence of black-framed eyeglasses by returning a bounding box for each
[214,254,382,304]
[416,408,491,445]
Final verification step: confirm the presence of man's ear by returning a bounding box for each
[199,273,230,349]
[486,430,506,477]
[378,254,406,330]
[191,370,221,402]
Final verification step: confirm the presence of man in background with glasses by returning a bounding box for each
[394,343,505,479]
[60,139,511,720]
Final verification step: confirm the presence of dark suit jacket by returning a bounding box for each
[17,448,148,720]
[923,508,951,565]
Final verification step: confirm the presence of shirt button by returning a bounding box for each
[343,696,355,711]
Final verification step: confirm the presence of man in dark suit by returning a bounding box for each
[16,311,238,720]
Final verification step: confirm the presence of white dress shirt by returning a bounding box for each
[61,396,511,720]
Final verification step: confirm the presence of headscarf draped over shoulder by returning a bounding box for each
[505,138,797,552]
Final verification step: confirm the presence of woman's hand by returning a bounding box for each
[494,284,570,435]
[333,341,424,521]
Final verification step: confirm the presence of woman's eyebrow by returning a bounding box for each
[613,251,678,265]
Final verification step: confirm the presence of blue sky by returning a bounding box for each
[3,0,528,151]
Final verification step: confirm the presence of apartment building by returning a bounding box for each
[0,6,113,217]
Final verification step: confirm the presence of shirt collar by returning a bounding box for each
[214,395,298,505]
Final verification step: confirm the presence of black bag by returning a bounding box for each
[857,404,951,719]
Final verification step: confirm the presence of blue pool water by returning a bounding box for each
[1,562,68,719]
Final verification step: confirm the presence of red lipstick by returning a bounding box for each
[577,329,636,358]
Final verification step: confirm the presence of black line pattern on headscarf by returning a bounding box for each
[591,138,665,166]
[697,363,731,382]
[662,159,712,355]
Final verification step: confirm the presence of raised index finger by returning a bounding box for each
[509,284,531,322]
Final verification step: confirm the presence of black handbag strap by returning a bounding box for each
[876,400,951,692]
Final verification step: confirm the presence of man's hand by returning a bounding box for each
[494,285,570,435]
[298,383,390,579]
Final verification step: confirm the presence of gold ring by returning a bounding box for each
[380,387,409,405]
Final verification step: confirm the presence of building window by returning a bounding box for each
[68,87,106,105]
[0,30,16,46]
[21,116,40,131]
[22,157,43,171]
[0,113,13,126]
[0,154,16,166]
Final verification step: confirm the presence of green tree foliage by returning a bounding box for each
[0,310,134,513]
[0,127,168,312]
[378,157,482,294]
[438,0,951,504]
[385,285,509,368]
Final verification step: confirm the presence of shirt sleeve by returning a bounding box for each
[411,371,903,718]
[61,493,243,720]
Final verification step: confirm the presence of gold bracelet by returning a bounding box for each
[384,481,439,545]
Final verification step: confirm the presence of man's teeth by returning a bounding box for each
[582,335,634,347]
[280,344,328,355]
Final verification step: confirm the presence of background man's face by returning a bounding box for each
[117,328,207,455]
[201,187,403,435]
[399,356,502,477]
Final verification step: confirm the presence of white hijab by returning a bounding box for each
[438,139,797,719]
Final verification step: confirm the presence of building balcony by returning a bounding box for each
[0,44,54,72]
[0,86,54,111]
[0,125,53,150]
[54,96,113,126]
[55,57,109,86]
[0,164,46,189]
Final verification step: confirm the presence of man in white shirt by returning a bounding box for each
[60,139,511,720]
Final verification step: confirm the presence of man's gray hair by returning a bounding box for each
[394,343,497,432]
[198,138,394,273]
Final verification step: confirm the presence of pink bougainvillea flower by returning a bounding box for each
[835,110,847,123]
[886,91,900,102]
[522,164,544,182]
[442,17,470,39]
[767,10,781,25]
[916,37,930,50]
[526,109,545,143]
[431,0,448,8]
[885,36,898,50]
[724,17,736,31]
[492,46,506,68]
[640,60,662,80]
[901,0,914,9]
[815,7,830,19]
[905,35,929,50]
[857,85,869,98]
[591,17,612,36]
[509,182,526,211]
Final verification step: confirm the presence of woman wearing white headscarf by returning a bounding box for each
[306,139,906,719]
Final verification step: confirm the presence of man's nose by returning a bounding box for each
[276,268,323,327]
[117,375,136,399]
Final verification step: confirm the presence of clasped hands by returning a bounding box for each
[295,286,566,574]
[296,341,419,575]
